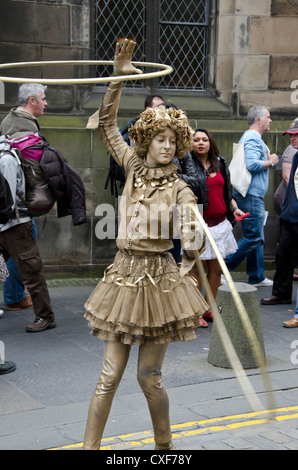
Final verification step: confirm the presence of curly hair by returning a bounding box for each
[128,106,193,159]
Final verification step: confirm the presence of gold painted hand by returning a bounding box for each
[113,39,143,76]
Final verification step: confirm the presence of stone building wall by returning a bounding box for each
[215,0,298,116]
[0,0,297,269]
[0,0,95,113]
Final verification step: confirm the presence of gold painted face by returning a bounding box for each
[146,128,177,166]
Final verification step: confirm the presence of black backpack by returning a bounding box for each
[0,171,15,224]
[105,117,139,197]
[104,153,126,197]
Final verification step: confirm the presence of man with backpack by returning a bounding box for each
[0,84,56,332]
[1,83,48,312]
[1,83,47,138]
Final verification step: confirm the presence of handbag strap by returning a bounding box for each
[241,130,270,155]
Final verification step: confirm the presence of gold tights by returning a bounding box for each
[83,340,172,450]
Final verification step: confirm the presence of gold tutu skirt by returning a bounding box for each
[84,251,209,345]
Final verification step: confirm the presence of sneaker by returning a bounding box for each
[252,278,273,287]
[0,361,16,375]
[283,317,298,328]
[26,317,56,333]
[220,275,227,285]
[0,309,4,318]
[6,295,33,311]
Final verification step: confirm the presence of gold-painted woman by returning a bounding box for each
[83,40,209,450]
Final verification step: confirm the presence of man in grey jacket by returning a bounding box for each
[0,138,55,332]
[1,83,47,137]
[0,83,47,311]
[0,84,55,332]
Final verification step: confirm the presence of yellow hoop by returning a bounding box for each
[0,60,173,85]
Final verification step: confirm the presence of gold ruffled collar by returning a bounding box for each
[132,154,179,183]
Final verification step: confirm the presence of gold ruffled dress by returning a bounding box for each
[84,81,209,345]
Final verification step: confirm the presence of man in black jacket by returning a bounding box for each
[261,119,298,314]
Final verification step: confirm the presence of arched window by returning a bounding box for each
[95,0,210,90]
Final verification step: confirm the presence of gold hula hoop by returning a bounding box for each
[0,60,173,85]
[190,204,276,417]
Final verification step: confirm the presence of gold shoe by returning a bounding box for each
[155,441,176,450]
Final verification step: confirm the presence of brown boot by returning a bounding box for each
[26,317,56,333]
[6,295,33,311]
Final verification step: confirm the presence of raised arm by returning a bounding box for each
[86,40,142,171]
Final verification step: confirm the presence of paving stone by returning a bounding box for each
[222,437,254,449]
[258,430,294,444]
[1,279,298,450]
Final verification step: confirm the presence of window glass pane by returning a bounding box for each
[159,0,209,89]
[95,0,146,87]
[94,0,209,90]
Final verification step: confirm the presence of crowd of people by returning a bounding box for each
[0,40,298,450]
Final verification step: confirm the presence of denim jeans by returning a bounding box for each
[295,289,298,318]
[225,194,265,284]
[3,219,37,305]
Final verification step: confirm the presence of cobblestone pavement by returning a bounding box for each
[1,271,298,452]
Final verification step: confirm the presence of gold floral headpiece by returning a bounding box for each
[129,106,193,159]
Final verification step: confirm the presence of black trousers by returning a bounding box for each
[272,220,298,300]
[0,221,54,320]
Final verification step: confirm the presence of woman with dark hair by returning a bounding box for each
[190,128,244,326]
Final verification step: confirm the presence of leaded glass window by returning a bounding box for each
[95,0,209,90]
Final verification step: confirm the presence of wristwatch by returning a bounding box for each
[270,160,275,168]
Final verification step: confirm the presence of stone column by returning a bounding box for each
[208,282,266,369]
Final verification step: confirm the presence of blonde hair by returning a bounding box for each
[128,106,193,159]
